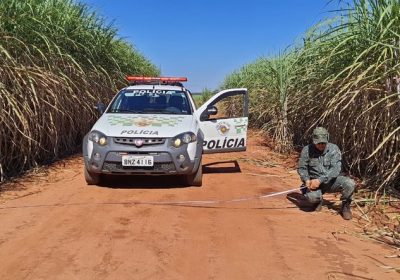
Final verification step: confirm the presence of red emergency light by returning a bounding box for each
[126,76,188,84]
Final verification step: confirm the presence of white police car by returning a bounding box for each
[83,77,248,186]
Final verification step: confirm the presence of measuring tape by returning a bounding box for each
[135,186,308,205]
[0,186,308,209]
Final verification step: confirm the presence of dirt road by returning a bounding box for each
[0,133,398,280]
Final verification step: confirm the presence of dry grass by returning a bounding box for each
[0,0,159,182]
[222,0,400,194]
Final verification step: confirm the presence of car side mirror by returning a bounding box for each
[207,106,218,116]
[94,102,106,114]
[200,105,218,121]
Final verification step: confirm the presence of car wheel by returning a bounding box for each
[184,159,202,186]
[84,167,101,185]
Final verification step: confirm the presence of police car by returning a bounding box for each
[83,77,248,186]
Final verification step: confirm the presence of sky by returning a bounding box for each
[79,0,339,92]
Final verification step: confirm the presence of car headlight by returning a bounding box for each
[171,132,197,148]
[173,138,182,147]
[89,130,108,146]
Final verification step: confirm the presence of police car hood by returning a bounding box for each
[92,113,195,138]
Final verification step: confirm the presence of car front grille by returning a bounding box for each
[102,161,176,174]
[114,137,166,146]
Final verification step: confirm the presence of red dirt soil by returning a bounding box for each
[0,131,398,279]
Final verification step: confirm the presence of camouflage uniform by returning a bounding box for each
[297,142,355,204]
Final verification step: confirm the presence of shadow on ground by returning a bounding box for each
[202,160,241,174]
[286,192,337,212]
[99,174,189,189]
[98,160,241,189]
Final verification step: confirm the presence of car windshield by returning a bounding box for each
[107,89,192,115]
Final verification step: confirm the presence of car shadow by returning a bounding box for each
[286,191,335,212]
[98,174,190,189]
[96,160,241,189]
[202,160,241,174]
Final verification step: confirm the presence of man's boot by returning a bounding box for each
[313,199,323,212]
[341,199,352,220]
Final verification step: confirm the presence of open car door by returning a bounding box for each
[196,88,248,154]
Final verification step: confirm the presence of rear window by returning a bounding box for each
[108,89,192,115]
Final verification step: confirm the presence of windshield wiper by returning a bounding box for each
[109,109,142,113]
[142,108,172,114]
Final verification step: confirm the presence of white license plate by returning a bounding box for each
[122,155,154,167]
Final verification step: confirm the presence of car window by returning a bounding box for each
[107,89,192,115]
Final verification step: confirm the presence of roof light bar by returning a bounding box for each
[126,76,188,83]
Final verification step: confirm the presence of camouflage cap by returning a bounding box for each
[312,127,329,144]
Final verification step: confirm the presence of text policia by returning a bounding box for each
[203,137,245,150]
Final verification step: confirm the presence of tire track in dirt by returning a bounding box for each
[202,209,222,280]
[166,207,223,280]
[0,132,399,279]
[105,192,186,280]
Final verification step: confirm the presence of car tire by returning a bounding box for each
[84,167,101,185]
[184,159,202,186]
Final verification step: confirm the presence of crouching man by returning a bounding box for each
[297,127,355,220]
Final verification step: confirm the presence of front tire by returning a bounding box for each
[184,159,202,186]
[84,167,101,185]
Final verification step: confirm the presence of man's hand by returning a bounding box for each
[305,180,311,188]
[309,179,321,190]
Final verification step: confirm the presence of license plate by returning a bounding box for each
[122,155,154,167]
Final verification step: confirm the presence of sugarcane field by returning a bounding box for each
[0,0,399,279]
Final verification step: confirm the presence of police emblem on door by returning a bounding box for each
[216,122,230,135]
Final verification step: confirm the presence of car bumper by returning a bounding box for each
[83,135,201,176]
